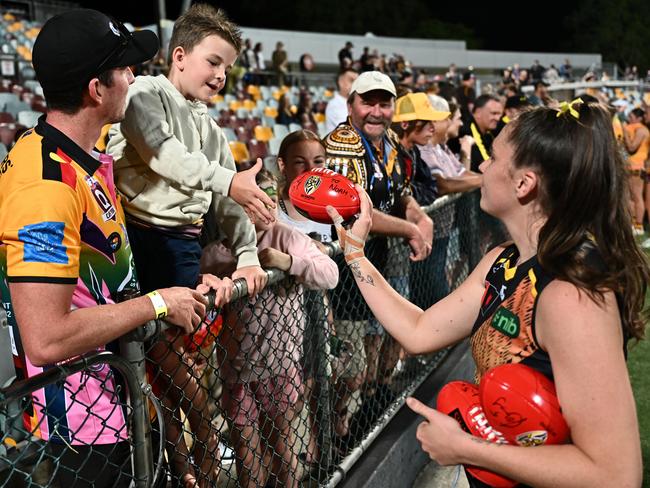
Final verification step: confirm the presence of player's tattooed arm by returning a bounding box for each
[349,262,375,286]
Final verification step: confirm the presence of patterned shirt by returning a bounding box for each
[0,117,138,445]
[470,244,554,383]
[323,120,411,215]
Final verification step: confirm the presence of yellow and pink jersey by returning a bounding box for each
[0,117,138,445]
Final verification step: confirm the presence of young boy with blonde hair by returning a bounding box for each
[106,4,272,487]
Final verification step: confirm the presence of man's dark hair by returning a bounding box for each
[473,94,501,112]
[336,68,357,90]
[44,69,114,115]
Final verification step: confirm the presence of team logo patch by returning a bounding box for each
[515,430,548,447]
[107,232,122,252]
[491,307,520,338]
[18,221,68,264]
[84,175,116,222]
[303,175,321,195]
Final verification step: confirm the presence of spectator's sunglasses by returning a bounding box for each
[95,18,132,75]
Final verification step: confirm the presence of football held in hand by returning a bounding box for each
[288,168,361,224]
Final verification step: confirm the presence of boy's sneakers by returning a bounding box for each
[632,226,645,236]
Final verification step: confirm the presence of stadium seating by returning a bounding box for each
[228,140,250,164]
[253,125,273,142]
[17,109,40,127]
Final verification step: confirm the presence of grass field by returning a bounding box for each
[630,320,650,487]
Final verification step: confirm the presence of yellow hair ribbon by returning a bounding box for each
[556,97,584,119]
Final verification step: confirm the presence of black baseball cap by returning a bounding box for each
[32,9,159,92]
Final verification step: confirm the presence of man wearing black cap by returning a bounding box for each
[0,9,230,487]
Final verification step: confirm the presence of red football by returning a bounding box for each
[479,363,570,447]
[437,381,516,488]
[288,168,360,224]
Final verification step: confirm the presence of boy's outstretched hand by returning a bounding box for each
[232,265,268,297]
[229,159,276,224]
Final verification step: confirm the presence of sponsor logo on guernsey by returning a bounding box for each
[84,175,116,222]
[490,307,520,338]
[303,175,321,195]
[18,221,68,264]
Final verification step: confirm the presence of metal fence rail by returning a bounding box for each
[0,190,508,487]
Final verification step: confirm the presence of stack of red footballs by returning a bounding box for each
[436,363,570,487]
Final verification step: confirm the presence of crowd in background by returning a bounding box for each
[0,5,649,488]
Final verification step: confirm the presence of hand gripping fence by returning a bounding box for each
[0,189,508,487]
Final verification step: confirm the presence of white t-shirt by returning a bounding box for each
[325,92,348,133]
[278,205,333,243]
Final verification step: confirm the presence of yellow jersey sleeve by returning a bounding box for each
[1,179,82,283]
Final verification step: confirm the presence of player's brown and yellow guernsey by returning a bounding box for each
[471,240,627,385]
[470,244,555,384]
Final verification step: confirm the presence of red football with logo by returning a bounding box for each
[437,381,516,488]
[288,168,360,224]
[479,363,570,447]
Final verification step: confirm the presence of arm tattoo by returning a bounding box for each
[349,262,375,286]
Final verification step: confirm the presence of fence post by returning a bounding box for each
[119,331,155,487]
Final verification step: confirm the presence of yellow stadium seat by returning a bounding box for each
[243,99,256,110]
[314,113,326,123]
[229,141,250,164]
[272,91,282,100]
[247,85,260,96]
[25,27,40,39]
[264,107,278,118]
[17,45,31,61]
[254,125,273,142]
[229,100,243,111]
[210,94,224,104]
[8,22,23,33]
[3,13,15,21]
[324,89,334,98]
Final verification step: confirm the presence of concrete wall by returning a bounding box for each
[338,341,476,488]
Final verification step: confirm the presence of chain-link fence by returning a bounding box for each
[0,190,508,488]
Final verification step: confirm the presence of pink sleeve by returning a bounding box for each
[286,229,339,290]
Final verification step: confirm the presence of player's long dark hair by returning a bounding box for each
[507,102,650,340]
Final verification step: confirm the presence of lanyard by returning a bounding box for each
[356,127,394,194]
[470,122,490,162]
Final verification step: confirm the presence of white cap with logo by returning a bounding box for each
[350,71,396,97]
